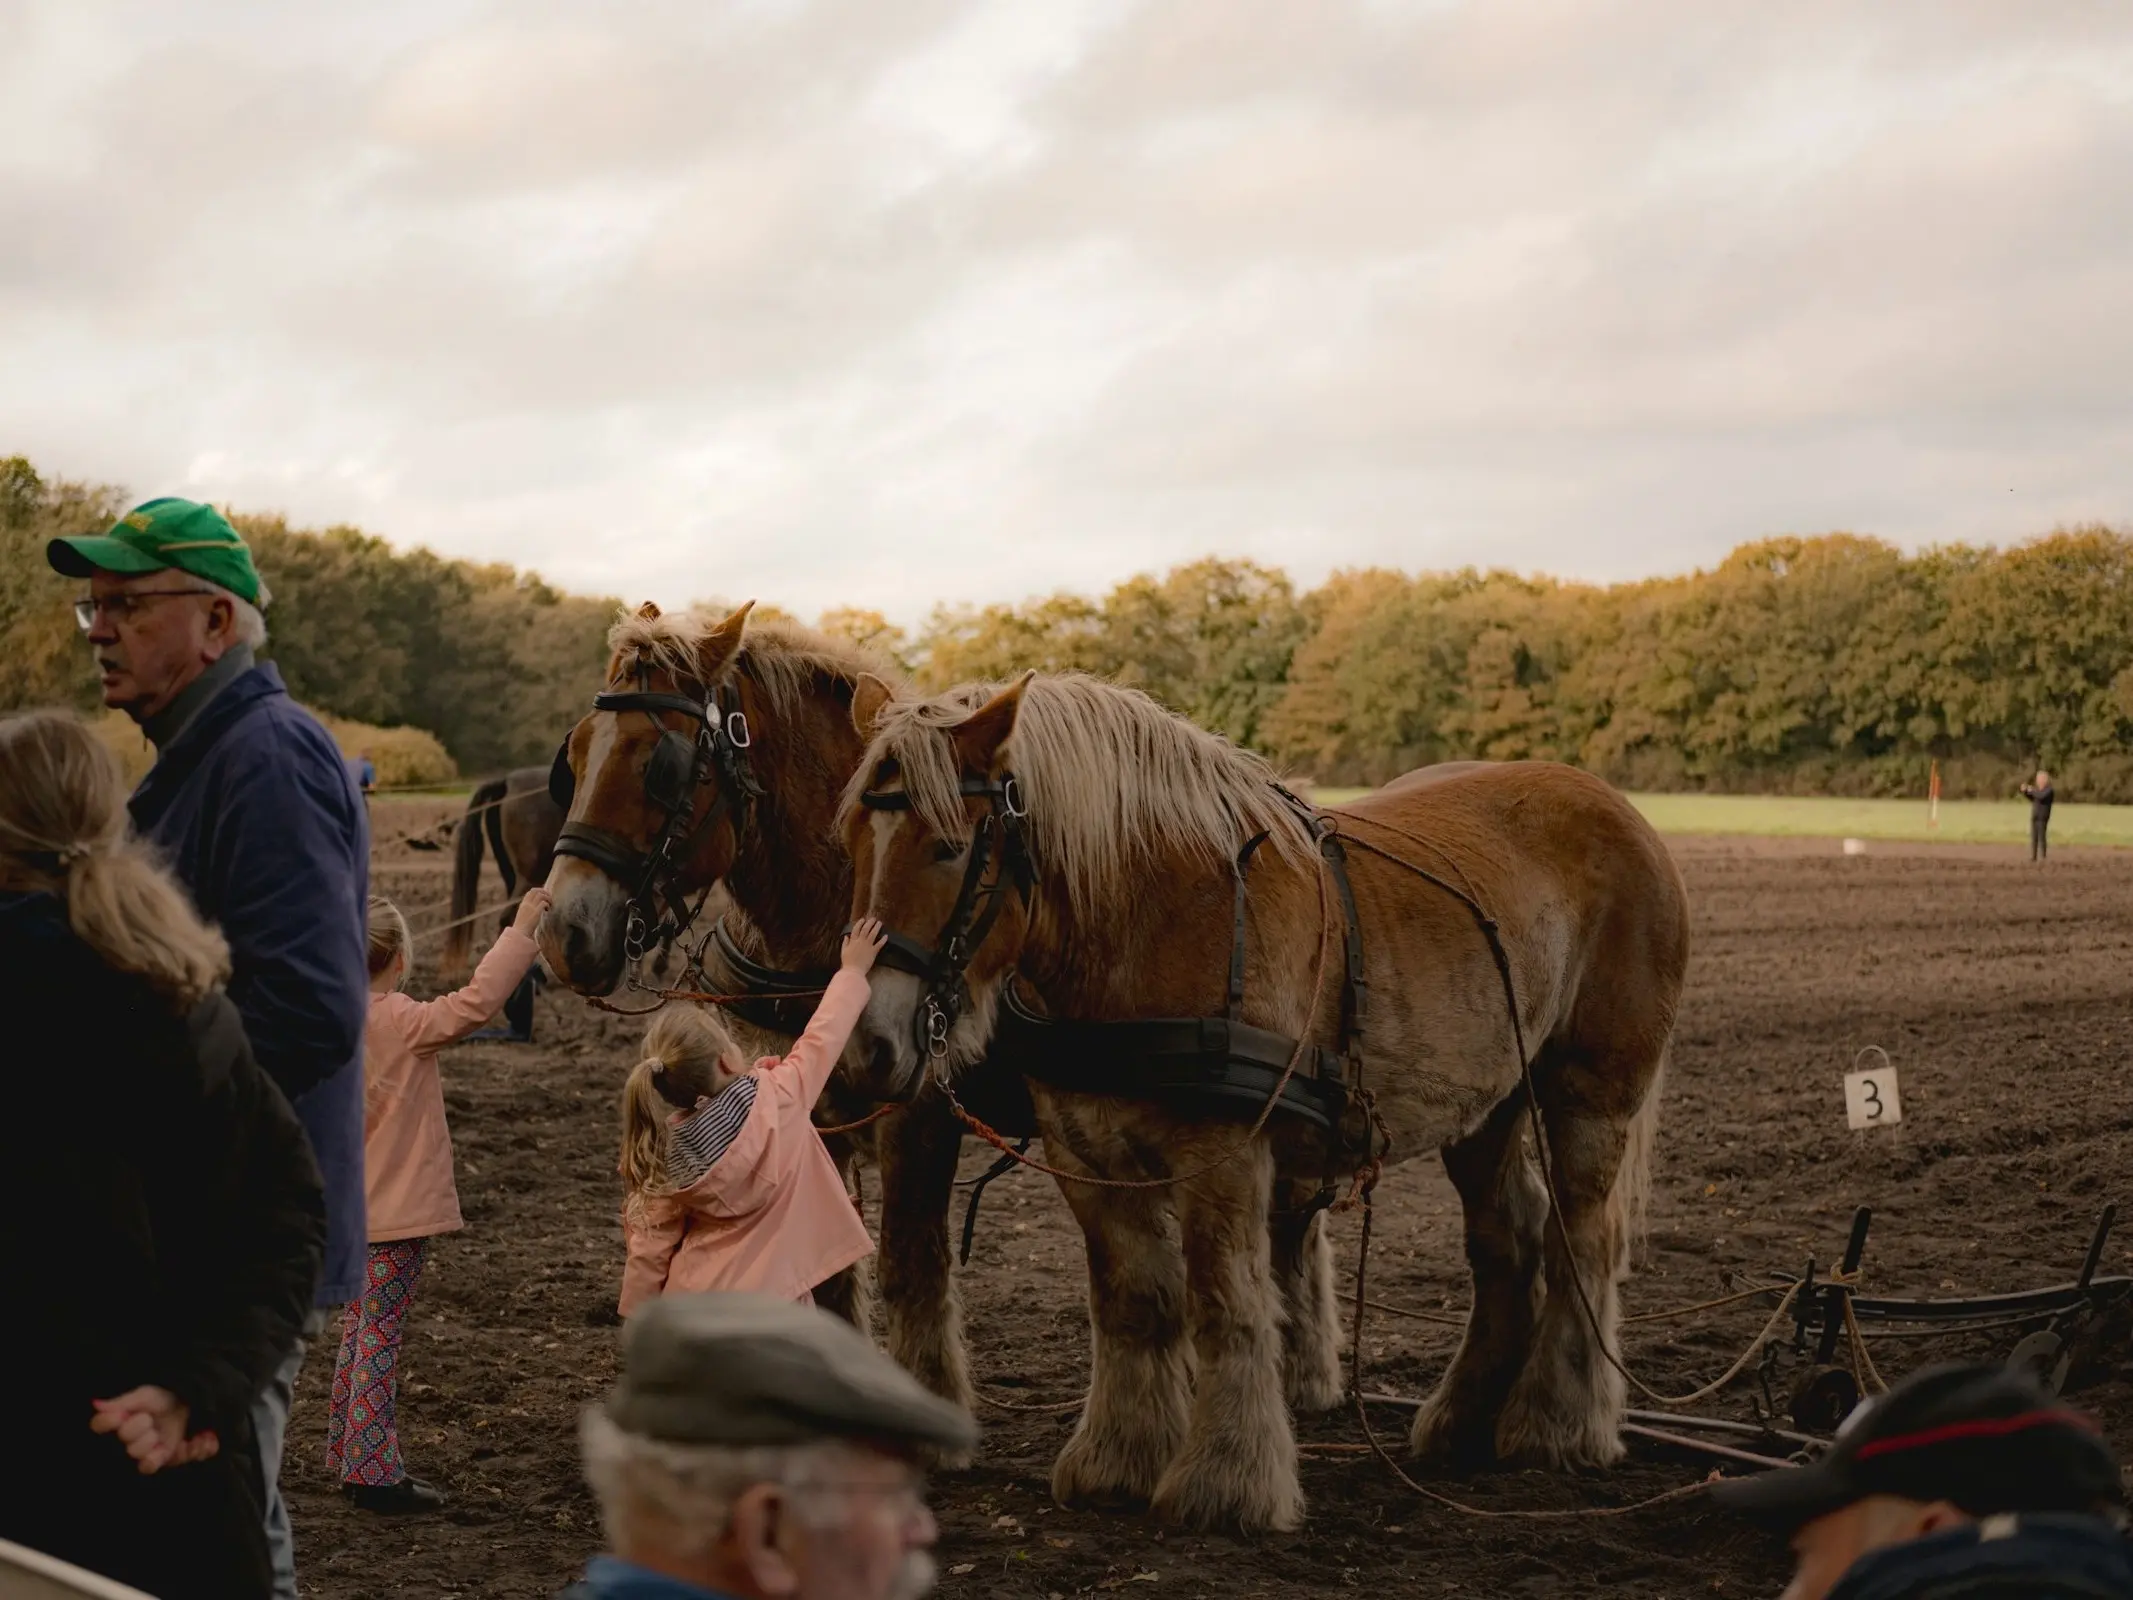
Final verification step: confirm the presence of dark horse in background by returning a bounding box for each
[443,766,563,1037]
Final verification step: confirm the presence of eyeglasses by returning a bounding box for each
[73,588,219,631]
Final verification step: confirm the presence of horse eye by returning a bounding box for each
[931,839,962,863]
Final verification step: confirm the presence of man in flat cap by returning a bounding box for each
[48,499,371,1582]
[1713,1362,2131,1599]
[566,1292,976,1600]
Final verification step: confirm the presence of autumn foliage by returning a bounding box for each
[6,456,2129,798]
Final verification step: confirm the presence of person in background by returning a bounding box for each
[47,498,370,1600]
[0,710,326,1600]
[614,919,886,1319]
[328,885,554,1514]
[354,748,377,801]
[562,1292,972,1600]
[1712,1362,2130,1599]
[2022,769,2055,862]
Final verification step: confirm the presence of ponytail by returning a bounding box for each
[618,1059,675,1201]
[0,712,229,1009]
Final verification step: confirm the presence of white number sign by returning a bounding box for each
[1844,1048,1902,1131]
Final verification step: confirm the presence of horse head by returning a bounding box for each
[541,599,759,994]
[839,671,1038,1100]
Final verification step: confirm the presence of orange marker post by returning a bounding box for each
[1928,759,1940,831]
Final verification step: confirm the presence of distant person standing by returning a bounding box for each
[47,498,370,1600]
[2022,769,2055,861]
[354,749,377,801]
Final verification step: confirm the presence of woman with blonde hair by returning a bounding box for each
[614,917,887,1317]
[0,710,325,1600]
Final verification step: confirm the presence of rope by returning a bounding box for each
[1842,1289,1892,1395]
[1360,1279,1789,1331]
[813,1104,902,1138]
[978,1388,1088,1414]
[935,851,1339,1194]
[406,898,526,944]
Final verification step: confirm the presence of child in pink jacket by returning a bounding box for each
[615,917,886,1317]
[327,886,550,1515]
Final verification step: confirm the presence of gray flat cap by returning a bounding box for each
[608,1292,979,1456]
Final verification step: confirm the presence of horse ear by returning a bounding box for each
[953,670,1035,772]
[635,601,662,620]
[698,599,756,676]
[851,672,895,736]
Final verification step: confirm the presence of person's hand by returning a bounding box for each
[842,916,888,974]
[512,886,554,938]
[90,1386,214,1474]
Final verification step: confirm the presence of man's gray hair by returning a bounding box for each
[202,577,269,650]
[578,1409,857,1561]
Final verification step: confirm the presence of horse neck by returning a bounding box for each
[1016,841,1282,1021]
[722,673,859,970]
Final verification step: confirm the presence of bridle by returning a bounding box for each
[855,773,1032,1064]
[548,676,761,964]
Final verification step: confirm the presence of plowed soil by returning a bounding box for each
[293,818,2133,1598]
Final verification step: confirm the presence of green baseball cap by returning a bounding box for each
[47,497,265,607]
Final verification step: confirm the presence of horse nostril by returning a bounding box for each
[563,920,595,973]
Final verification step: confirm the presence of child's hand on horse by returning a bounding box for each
[842,916,888,973]
[512,886,554,938]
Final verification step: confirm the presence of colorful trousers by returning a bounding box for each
[326,1237,430,1487]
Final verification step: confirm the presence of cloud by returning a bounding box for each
[2,0,2131,623]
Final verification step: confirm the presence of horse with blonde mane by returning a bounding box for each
[839,670,1689,1533]
[538,602,986,1416]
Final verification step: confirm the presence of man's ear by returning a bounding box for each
[724,1481,803,1597]
[202,593,238,660]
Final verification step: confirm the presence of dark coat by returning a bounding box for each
[0,890,326,1600]
[129,659,371,1302]
[1830,1512,2133,1598]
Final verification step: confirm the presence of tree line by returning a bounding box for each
[6,456,2130,798]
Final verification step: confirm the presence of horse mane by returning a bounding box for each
[605,608,901,720]
[844,672,1316,921]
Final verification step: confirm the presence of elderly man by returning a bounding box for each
[567,1293,975,1600]
[1714,1362,2131,1599]
[47,499,370,1595]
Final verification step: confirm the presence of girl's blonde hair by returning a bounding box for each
[367,896,410,984]
[0,710,230,1009]
[616,1005,743,1201]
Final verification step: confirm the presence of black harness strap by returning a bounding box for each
[550,677,759,962]
[855,775,1032,1063]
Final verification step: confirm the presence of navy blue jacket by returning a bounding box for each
[1832,1513,2133,1599]
[130,661,371,1305]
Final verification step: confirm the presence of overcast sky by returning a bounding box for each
[4,2,2131,622]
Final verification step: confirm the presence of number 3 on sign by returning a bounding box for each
[1844,1048,1902,1131]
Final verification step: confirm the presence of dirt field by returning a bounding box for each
[292,816,2133,1598]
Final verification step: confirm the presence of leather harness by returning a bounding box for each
[547,678,760,963]
[853,773,1369,1139]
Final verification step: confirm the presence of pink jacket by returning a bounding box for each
[618,968,876,1314]
[363,929,541,1242]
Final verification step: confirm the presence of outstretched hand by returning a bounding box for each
[842,916,888,974]
[512,886,554,938]
[90,1386,219,1474]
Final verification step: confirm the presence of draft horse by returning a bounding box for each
[442,766,562,977]
[537,601,990,1414]
[839,670,1689,1532]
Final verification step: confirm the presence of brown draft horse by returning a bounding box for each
[442,766,561,976]
[536,602,984,1418]
[839,671,1690,1532]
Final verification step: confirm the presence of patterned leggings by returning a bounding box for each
[326,1238,429,1487]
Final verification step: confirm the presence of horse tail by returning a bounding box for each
[1615,1040,1667,1261]
[447,777,507,977]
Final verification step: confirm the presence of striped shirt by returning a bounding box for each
[668,1076,759,1188]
